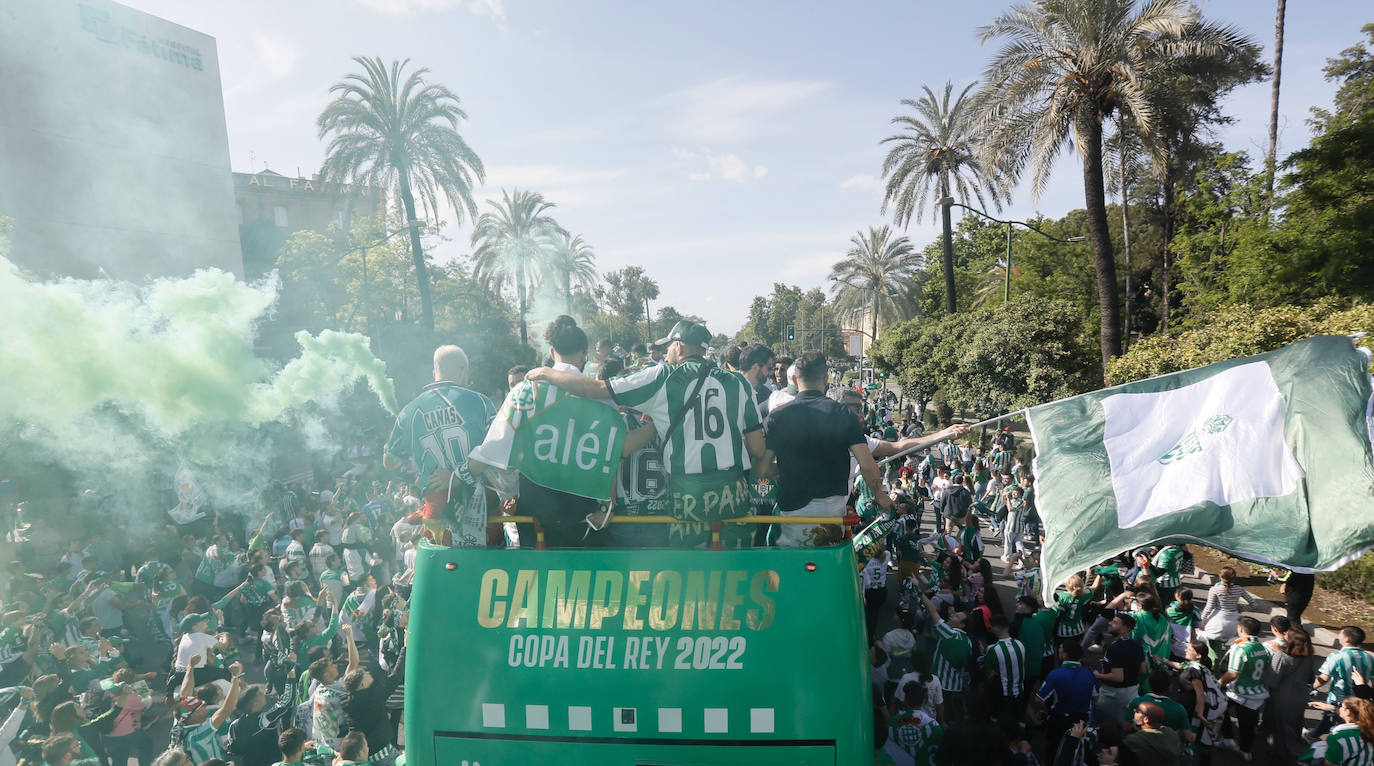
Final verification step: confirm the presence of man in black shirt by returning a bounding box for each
[755,351,892,546]
[1093,612,1145,729]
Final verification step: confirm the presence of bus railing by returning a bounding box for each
[488,512,863,550]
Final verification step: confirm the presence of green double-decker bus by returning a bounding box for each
[404,540,873,765]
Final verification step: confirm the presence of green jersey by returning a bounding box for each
[312,682,347,747]
[1152,546,1184,588]
[1323,722,1374,766]
[1016,612,1047,675]
[1319,647,1374,704]
[887,709,942,766]
[179,719,227,764]
[610,413,670,547]
[1054,591,1092,637]
[931,619,972,692]
[385,381,496,546]
[1013,567,1042,600]
[1033,608,1059,658]
[1132,610,1172,660]
[608,358,761,475]
[1129,693,1192,736]
[982,637,1027,696]
[614,414,669,517]
[1225,637,1270,698]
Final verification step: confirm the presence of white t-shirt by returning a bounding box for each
[766,388,795,412]
[88,588,124,630]
[849,435,882,490]
[894,672,944,719]
[958,446,974,463]
[175,631,217,671]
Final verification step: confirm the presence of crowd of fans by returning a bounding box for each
[0,470,417,766]
[867,439,1374,766]
[0,317,1369,766]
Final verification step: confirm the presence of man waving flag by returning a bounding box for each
[1028,335,1374,601]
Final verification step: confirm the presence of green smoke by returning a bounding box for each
[0,253,397,528]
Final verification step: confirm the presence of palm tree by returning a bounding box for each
[470,189,564,344]
[976,0,1251,375]
[880,82,1007,314]
[548,231,598,315]
[318,56,484,332]
[1266,0,1287,204]
[828,226,922,342]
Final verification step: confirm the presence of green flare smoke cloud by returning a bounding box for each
[0,254,397,527]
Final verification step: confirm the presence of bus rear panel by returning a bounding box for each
[405,543,872,765]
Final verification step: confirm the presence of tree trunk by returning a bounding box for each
[870,293,879,349]
[1266,0,1286,206]
[939,175,957,314]
[396,171,435,332]
[1119,147,1134,352]
[517,263,528,345]
[565,270,573,316]
[1160,178,1176,334]
[1079,115,1123,379]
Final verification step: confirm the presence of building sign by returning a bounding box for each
[0,0,242,280]
[239,173,376,197]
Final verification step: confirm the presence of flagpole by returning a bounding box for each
[875,408,1028,467]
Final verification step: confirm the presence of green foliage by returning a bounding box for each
[1311,23,1374,133]
[870,296,1097,417]
[736,284,844,357]
[317,56,484,330]
[266,214,527,400]
[470,189,566,344]
[596,265,659,325]
[829,226,922,339]
[1317,551,1374,606]
[1106,301,1374,384]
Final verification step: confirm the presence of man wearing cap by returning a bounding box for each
[527,320,765,548]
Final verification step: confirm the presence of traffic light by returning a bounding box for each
[786,325,795,342]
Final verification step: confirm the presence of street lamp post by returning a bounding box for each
[936,197,1086,303]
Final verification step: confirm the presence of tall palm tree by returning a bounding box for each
[548,231,598,315]
[470,189,564,344]
[318,57,484,332]
[1266,0,1287,205]
[976,0,1250,375]
[828,226,922,342]
[880,82,1007,314]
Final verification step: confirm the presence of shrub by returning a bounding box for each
[1318,551,1374,606]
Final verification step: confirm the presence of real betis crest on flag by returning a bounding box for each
[1028,335,1374,602]
[469,380,626,502]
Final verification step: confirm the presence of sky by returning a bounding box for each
[119,0,1371,335]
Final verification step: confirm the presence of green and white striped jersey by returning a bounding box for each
[983,637,1027,696]
[1324,722,1374,766]
[180,719,227,764]
[1054,591,1092,637]
[1320,647,1374,704]
[1225,637,1270,698]
[608,358,761,475]
[1152,545,1184,588]
[931,619,972,692]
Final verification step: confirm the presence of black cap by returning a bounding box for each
[654,320,711,348]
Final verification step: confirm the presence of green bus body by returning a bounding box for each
[404,542,873,765]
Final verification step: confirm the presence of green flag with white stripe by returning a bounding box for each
[1027,335,1374,603]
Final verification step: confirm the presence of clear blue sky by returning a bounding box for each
[122,0,1372,334]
